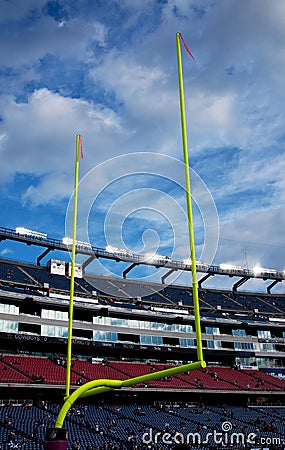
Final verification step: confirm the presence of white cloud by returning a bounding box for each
[216,206,285,273]
[0,88,125,203]
[1,0,285,288]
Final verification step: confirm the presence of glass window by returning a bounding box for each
[0,320,18,333]
[257,330,271,338]
[232,329,246,336]
[154,335,163,345]
[42,309,67,320]
[151,322,163,330]
[61,328,68,338]
[93,330,118,342]
[256,357,276,367]
[259,343,275,351]
[207,340,221,349]
[180,338,195,348]
[205,327,220,335]
[140,335,151,345]
[10,305,17,314]
[0,304,19,315]
[48,325,55,336]
[41,325,47,336]
[91,317,193,334]
[235,357,256,366]
[130,319,139,329]
[42,325,68,338]
[111,318,128,327]
[234,342,259,351]
[140,335,163,345]
[56,326,68,338]
[144,321,151,330]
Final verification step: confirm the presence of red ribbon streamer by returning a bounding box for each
[79,135,84,159]
[179,33,195,60]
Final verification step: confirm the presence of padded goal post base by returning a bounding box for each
[44,428,68,450]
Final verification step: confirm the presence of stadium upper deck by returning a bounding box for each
[0,226,284,403]
[0,260,284,365]
[0,226,285,292]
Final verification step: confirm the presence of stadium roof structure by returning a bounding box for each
[0,226,284,293]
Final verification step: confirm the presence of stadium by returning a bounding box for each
[0,225,284,449]
[1,3,285,449]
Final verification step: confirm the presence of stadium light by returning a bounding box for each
[76,240,92,250]
[142,252,164,262]
[16,227,47,239]
[220,263,243,271]
[253,265,262,276]
[62,237,71,245]
[106,245,123,255]
[196,260,208,268]
[105,245,135,257]
[253,265,277,276]
[143,252,156,262]
[105,245,117,253]
[183,259,208,268]
[183,258,192,265]
[62,237,92,250]
[147,253,170,262]
[151,253,164,261]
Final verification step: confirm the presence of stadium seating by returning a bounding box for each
[0,355,77,385]
[1,258,285,316]
[1,401,285,449]
[0,359,31,383]
[0,355,284,394]
[0,256,285,448]
[0,261,36,286]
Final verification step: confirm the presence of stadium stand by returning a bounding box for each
[1,401,285,449]
[0,354,284,394]
[0,230,284,449]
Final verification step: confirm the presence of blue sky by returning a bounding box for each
[1,0,285,292]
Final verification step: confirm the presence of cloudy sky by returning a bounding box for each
[1,0,285,292]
